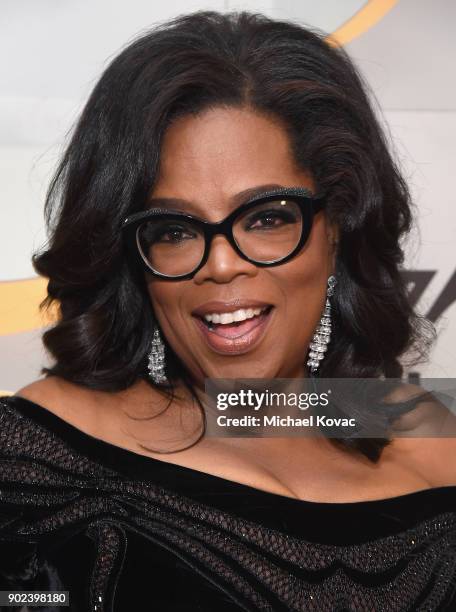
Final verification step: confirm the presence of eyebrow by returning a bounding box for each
[146,183,289,213]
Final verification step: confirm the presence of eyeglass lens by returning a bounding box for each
[136,197,304,277]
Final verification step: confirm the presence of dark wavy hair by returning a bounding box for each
[33,10,435,461]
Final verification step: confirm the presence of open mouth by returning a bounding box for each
[193,300,276,355]
[200,305,273,337]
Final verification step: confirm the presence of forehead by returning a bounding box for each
[149,106,314,218]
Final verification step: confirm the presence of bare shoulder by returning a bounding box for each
[15,377,86,414]
[387,383,456,436]
[381,382,456,487]
[13,377,100,429]
[13,376,176,441]
[15,376,68,403]
[385,437,456,489]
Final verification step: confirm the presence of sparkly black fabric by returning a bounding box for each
[0,395,455,612]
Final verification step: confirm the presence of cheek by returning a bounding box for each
[281,221,330,294]
[276,260,326,320]
[145,280,184,326]
[273,223,330,332]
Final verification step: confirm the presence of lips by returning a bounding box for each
[192,299,273,318]
[191,300,274,355]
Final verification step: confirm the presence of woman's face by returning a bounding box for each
[146,106,337,385]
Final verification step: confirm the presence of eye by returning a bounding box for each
[141,221,197,245]
[244,206,299,231]
[156,225,195,243]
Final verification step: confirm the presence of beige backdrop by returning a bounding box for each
[1,0,455,394]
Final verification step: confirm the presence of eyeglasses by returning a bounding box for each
[122,187,326,280]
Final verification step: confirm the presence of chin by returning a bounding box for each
[201,360,278,380]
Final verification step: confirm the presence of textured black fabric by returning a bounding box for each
[0,395,455,612]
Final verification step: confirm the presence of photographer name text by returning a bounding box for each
[216,415,356,428]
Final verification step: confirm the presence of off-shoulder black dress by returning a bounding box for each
[0,395,455,612]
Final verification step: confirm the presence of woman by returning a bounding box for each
[1,10,455,612]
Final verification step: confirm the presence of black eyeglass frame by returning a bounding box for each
[122,187,326,280]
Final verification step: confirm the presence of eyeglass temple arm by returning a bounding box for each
[310,195,326,214]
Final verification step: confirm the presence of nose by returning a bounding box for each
[193,234,258,285]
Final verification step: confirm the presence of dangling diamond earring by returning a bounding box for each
[147,326,169,385]
[307,275,337,375]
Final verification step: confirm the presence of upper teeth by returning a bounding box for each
[204,307,267,324]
